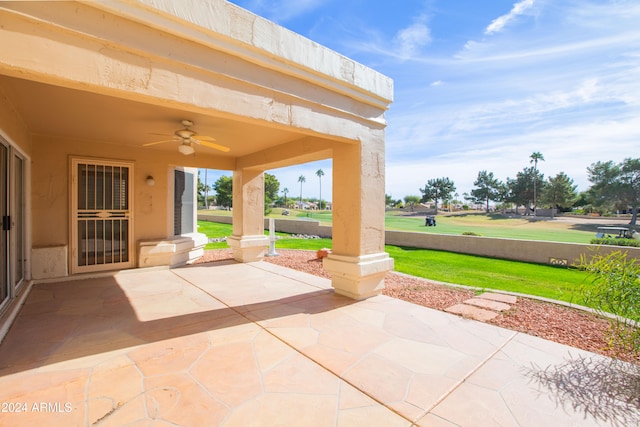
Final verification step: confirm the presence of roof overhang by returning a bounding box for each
[0,0,393,170]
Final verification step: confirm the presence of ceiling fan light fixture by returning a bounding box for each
[175,129,195,139]
[178,143,195,155]
[144,119,227,153]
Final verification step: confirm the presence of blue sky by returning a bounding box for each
[205,0,640,203]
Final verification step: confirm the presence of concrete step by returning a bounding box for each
[476,292,517,304]
[463,297,511,312]
[445,304,499,321]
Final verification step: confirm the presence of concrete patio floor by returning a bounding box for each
[0,260,638,426]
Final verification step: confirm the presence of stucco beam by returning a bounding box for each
[235,137,338,171]
[91,0,393,111]
[0,4,385,142]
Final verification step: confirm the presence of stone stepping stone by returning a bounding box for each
[445,304,498,321]
[463,297,511,312]
[476,292,517,304]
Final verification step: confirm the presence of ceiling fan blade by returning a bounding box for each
[192,134,216,142]
[142,139,177,147]
[194,139,231,152]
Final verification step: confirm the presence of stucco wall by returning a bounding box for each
[0,86,31,153]
[30,134,186,249]
[384,230,640,265]
[198,214,640,265]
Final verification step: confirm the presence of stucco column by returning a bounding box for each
[323,132,394,299]
[227,169,269,262]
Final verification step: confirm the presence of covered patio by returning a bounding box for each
[0,0,392,333]
[1,260,634,426]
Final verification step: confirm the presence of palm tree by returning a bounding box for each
[203,184,211,209]
[282,187,289,208]
[204,169,209,209]
[315,169,324,210]
[297,175,306,209]
[530,151,545,215]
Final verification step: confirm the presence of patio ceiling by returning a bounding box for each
[0,74,304,159]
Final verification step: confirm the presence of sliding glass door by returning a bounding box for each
[0,140,25,313]
[0,144,8,310]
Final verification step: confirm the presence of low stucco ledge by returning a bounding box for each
[138,233,207,268]
[31,245,68,280]
[323,252,394,300]
[227,234,269,263]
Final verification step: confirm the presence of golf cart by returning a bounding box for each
[595,226,634,239]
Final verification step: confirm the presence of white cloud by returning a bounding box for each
[430,80,443,87]
[457,31,640,65]
[393,16,432,59]
[485,0,535,35]
[444,79,609,135]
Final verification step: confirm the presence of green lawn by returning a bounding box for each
[197,220,333,251]
[385,245,589,305]
[197,220,593,306]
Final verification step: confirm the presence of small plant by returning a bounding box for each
[590,237,640,247]
[462,231,482,236]
[579,250,640,358]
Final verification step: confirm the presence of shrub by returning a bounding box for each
[579,250,640,358]
[590,238,640,247]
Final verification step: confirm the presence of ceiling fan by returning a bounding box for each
[143,119,230,155]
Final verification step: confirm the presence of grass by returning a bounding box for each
[198,220,333,251]
[197,220,593,306]
[385,245,590,306]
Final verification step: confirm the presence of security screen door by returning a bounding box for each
[71,159,134,274]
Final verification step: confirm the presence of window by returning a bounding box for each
[174,169,195,235]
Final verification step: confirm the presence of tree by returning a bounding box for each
[282,187,289,208]
[213,175,233,208]
[506,167,545,214]
[203,169,209,209]
[540,172,577,218]
[573,191,593,213]
[403,195,420,212]
[588,158,640,225]
[315,169,325,209]
[264,173,280,214]
[197,170,206,207]
[470,170,503,213]
[620,158,640,225]
[297,174,306,208]
[385,194,395,207]
[530,152,545,214]
[203,184,212,208]
[419,177,456,214]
